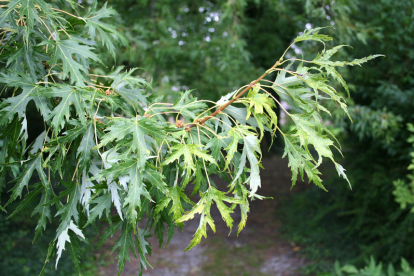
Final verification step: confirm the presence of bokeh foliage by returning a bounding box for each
[281,0,414,273]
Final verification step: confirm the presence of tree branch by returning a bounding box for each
[187,60,281,128]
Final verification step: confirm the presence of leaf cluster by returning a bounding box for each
[0,1,380,275]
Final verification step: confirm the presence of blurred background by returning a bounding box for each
[1,0,414,275]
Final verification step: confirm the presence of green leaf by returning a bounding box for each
[341,264,359,273]
[205,135,231,162]
[108,182,124,220]
[236,187,250,236]
[0,73,51,126]
[144,168,168,194]
[7,183,42,219]
[54,181,82,225]
[224,105,260,129]
[84,2,128,58]
[86,193,112,226]
[162,143,217,185]
[154,197,171,215]
[36,85,91,132]
[163,143,217,167]
[123,160,152,226]
[6,153,48,204]
[175,189,214,251]
[76,121,95,171]
[245,84,278,133]
[223,128,244,170]
[55,220,85,269]
[113,223,136,275]
[272,68,315,114]
[310,45,384,96]
[172,90,208,120]
[243,135,262,196]
[109,67,149,110]
[294,27,333,44]
[45,39,101,86]
[18,0,55,41]
[0,0,20,27]
[291,114,334,166]
[168,186,192,224]
[135,228,152,270]
[98,116,164,169]
[312,47,384,68]
[334,163,351,190]
[176,187,243,250]
[32,191,52,240]
[282,134,326,190]
[231,134,262,196]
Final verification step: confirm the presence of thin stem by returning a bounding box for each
[197,125,212,188]
[155,139,166,167]
[176,100,217,121]
[280,42,296,61]
[146,102,173,113]
[90,73,113,78]
[88,82,111,89]
[38,17,56,41]
[259,86,291,116]
[192,104,219,122]
[149,111,180,117]
[93,99,104,159]
[51,7,84,20]
[188,60,281,128]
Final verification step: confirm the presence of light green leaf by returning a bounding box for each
[291,114,334,166]
[55,220,85,269]
[244,135,262,196]
[154,197,171,215]
[282,134,326,190]
[245,84,278,133]
[177,187,243,250]
[162,143,217,185]
[294,27,333,44]
[223,128,244,170]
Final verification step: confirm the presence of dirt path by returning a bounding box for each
[98,156,308,276]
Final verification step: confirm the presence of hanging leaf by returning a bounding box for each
[43,39,101,86]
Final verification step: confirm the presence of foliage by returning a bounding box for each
[327,256,414,276]
[101,0,258,101]
[281,0,414,272]
[101,0,317,103]
[393,123,414,211]
[0,1,379,275]
[0,195,97,275]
